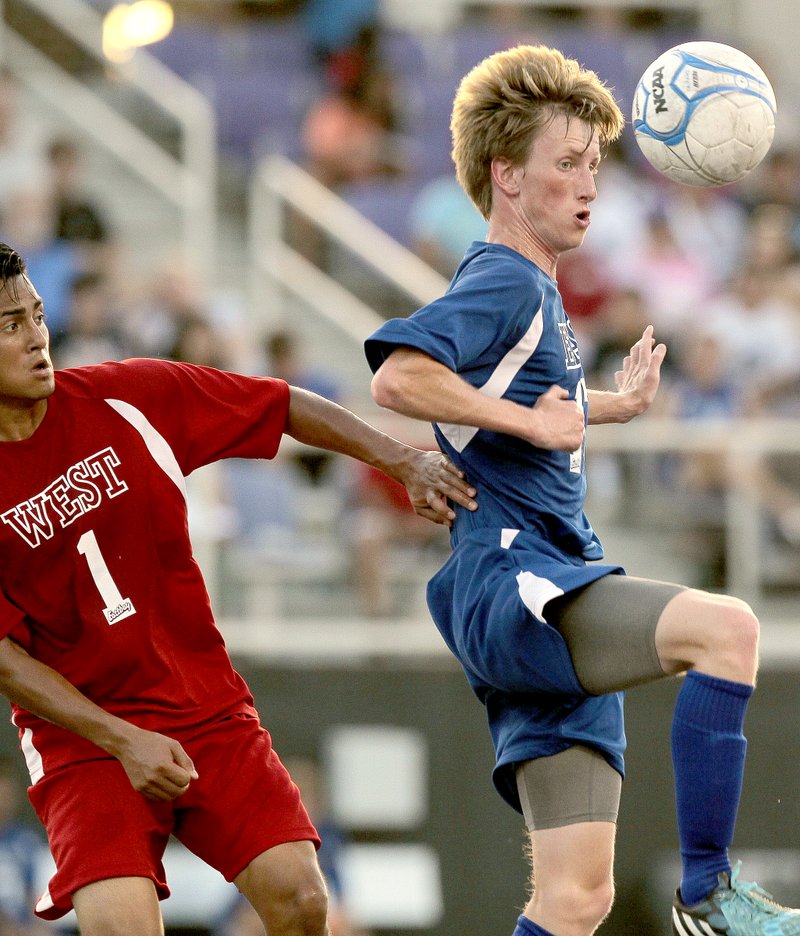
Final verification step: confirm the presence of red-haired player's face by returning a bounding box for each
[515,113,601,258]
[0,274,54,407]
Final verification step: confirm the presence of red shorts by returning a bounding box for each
[28,714,320,920]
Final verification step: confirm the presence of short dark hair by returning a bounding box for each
[0,242,27,283]
[0,243,28,301]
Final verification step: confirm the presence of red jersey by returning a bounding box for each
[0,359,290,781]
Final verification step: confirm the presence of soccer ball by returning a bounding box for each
[631,41,777,187]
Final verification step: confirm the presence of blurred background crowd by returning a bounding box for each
[1,1,800,934]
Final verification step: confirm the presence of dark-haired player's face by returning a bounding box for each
[0,274,54,405]
[515,114,601,257]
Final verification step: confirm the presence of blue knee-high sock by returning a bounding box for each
[513,915,555,936]
[672,670,753,906]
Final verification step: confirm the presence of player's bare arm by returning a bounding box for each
[587,325,667,425]
[0,637,197,801]
[372,347,584,452]
[284,384,477,524]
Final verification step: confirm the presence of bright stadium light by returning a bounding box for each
[103,1,174,63]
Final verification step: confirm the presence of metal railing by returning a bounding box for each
[588,417,800,602]
[248,154,449,342]
[0,0,217,280]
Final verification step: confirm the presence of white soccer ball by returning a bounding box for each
[631,41,777,187]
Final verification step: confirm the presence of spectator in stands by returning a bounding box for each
[349,458,451,618]
[736,146,800,239]
[0,185,84,345]
[613,207,716,340]
[659,184,748,289]
[743,202,800,309]
[408,175,488,278]
[660,332,743,588]
[699,262,800,402]
[120,253,211,360]
[301,70,406,190]
[168,314,235,371]
[46,136,112,273]
[52,271,129,369]
[300,5,406,192]
[264,328,344,484]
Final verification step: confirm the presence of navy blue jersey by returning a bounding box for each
[366,242,626,813]
[365,241,602,560]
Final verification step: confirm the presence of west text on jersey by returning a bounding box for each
[1,447,128,547]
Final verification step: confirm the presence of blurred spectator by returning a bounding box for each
[698,263,800,402]
[301,71,406,189]
[660,185,749,288]
[584,287,672,520]
[408,175,487,278]
[46,136,113,271]
[660,332,744,588]
[1,185,84,344]
[587,286,675,390]
[741,202,800,309]
[264,328,344,485]
[736,146,800,238]
[745,202,799,272]
[120,254,211,360]
[613,208,716,340]
[738,370,800,557]
[168,314,233,370]
[302,0,380,75]
[348,459,450,618]
[0,758,48,936]
[52,271,129,369]
[301,5,406,191]
[265,328,342,403]
[553,249,614,357]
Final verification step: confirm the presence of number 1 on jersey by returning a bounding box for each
[77,530,137,625]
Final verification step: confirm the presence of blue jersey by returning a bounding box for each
[365,242,626,813]
[365,241,602,560]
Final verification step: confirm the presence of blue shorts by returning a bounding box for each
[427,527,625,813]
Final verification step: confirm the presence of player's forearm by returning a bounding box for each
[284,385,420,480]
[0,637,139,758]
[371,352,536,440]
[587,388,642,424]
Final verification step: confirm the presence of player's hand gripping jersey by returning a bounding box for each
[0,359,288,779]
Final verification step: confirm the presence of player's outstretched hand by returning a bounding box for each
[398,450,477,526]
[117,725,199,801]
[614,325,667,415]
[530,385,585,451]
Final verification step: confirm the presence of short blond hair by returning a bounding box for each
[451,45,624,218]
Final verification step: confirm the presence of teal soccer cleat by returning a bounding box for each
[672,862,800,935]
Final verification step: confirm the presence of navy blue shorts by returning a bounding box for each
[427,527,625,813]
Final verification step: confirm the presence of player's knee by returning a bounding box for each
[263,876,328,935]
[534,872,614,934]
[574,874,615,931]
[704,596,760,675]
[563,877,614,933]
[666,590,760,682]
[288,883,328,934]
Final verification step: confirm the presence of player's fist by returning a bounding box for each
[529,385,585,451]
